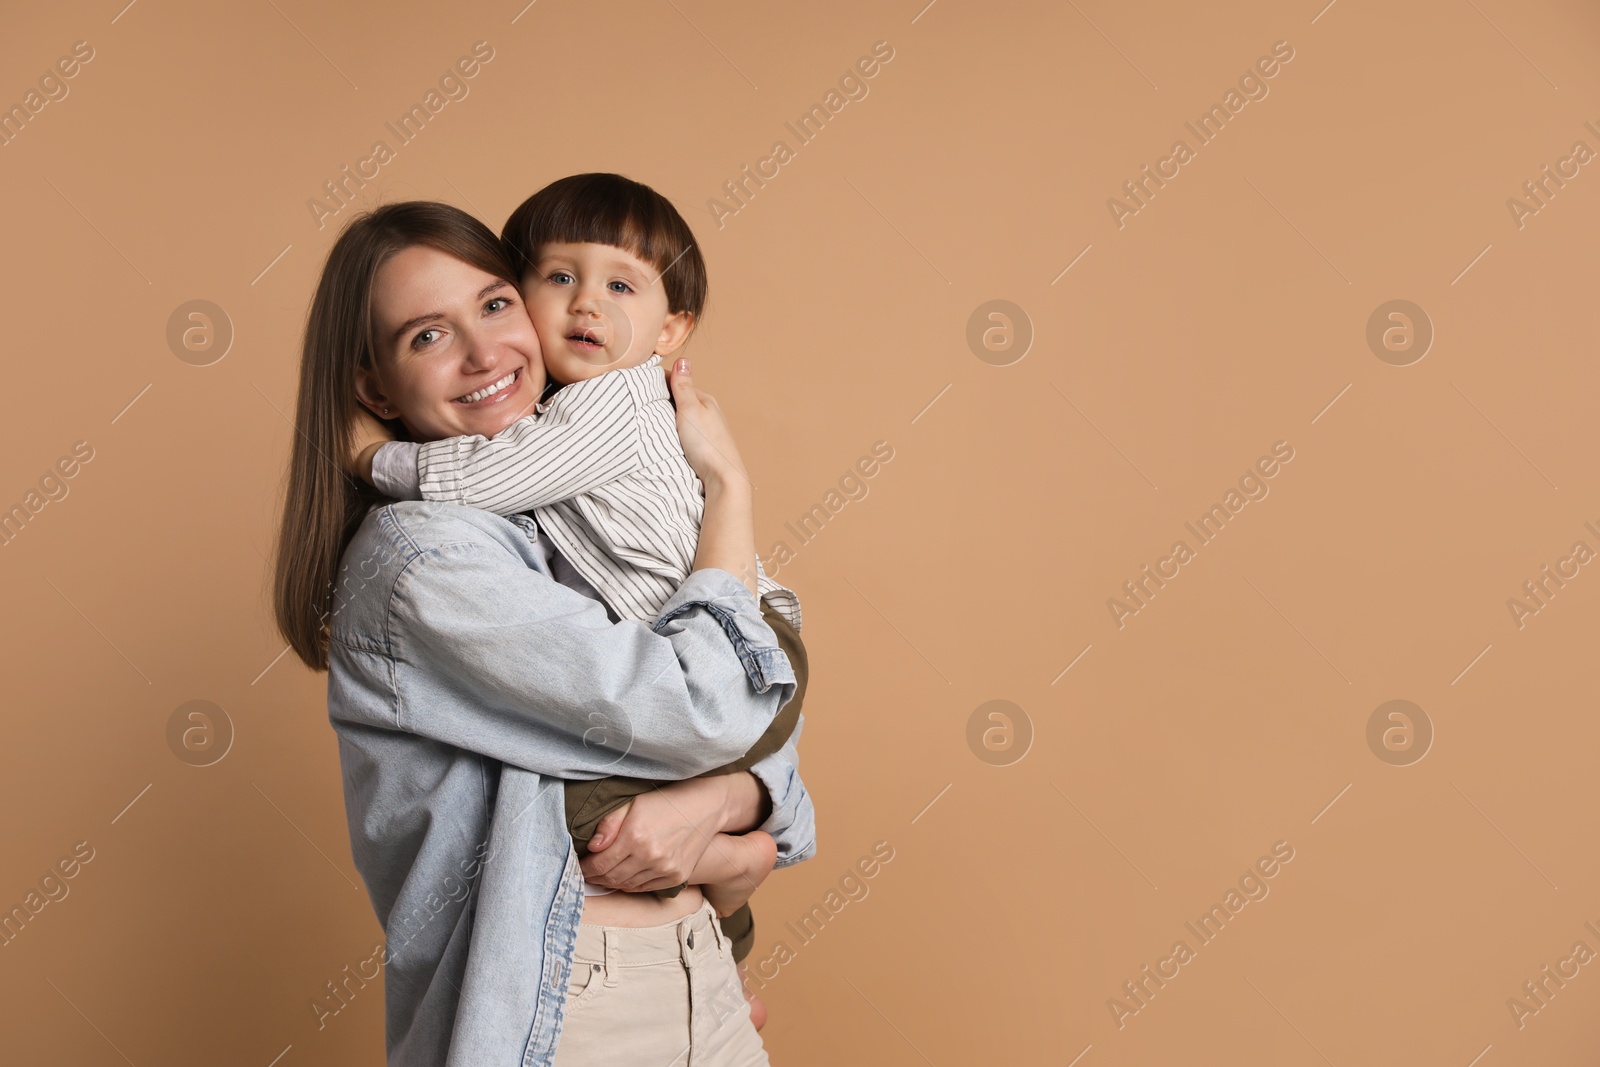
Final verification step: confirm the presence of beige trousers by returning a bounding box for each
[552,900,770,1066]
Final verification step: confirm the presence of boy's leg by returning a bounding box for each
[711,602,801,965]
[721,904,756,962]
[564,776,652,859]
[708,602,808,776]
[711,601,801,967]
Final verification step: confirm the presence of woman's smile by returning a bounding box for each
[454,367,524,406]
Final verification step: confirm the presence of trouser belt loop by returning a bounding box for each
[707,905,728,959]
[601,929,619,987]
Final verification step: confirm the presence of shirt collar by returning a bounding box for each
[536,353,668,413]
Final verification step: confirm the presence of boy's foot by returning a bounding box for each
[702,830,778,918]
[737,961,768,1030]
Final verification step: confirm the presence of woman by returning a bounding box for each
[272,201,813,1065]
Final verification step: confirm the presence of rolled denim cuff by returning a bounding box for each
[654,569,796,695]
[774,838,818,869]
[747,744,816,869]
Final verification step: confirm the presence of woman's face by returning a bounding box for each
[358,245,546,442]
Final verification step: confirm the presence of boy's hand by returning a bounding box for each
[347,407,395,484]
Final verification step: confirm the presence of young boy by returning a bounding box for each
[356,173,806,999]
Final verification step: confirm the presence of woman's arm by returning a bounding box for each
[337,523,793,781]
[579,772,764,891]
[577,603,815,889]
[576,361,807,889]
[580,730,816,892]
[670,358,759,597]
[745,719,815,868]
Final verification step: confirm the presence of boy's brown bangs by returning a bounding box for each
[502,173,707,319]
[507,183,665,273]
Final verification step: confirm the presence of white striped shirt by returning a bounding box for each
[371,354,800,630]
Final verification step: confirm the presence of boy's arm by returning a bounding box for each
[372,376,644,515]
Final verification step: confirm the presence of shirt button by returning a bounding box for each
[687,930,695,949]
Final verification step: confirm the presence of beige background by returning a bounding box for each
[2,0,1598,1063]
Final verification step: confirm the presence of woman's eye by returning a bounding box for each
[412,328,441,349]
[485,296,511,314]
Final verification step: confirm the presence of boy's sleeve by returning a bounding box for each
[412,378,643,516]
[370,441,423,499]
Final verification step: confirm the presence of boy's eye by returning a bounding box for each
[608,280,632,294]
[546,270,574,285]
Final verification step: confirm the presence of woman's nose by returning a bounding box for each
[458,332,498,372]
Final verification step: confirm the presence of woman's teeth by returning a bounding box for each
[456,370,517,403]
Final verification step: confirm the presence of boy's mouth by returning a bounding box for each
[566,327,605,350]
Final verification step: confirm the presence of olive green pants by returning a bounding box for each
[564,601,807,964]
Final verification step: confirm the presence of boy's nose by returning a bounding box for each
[572,292,601,315]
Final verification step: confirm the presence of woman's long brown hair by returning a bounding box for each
[272,201,514,671]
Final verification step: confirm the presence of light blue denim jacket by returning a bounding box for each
[325,500,815,1065]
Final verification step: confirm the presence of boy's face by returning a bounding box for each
[523,241,693,385]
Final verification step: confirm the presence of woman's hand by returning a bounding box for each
[580,776,746,892]
[347,406,395,484]
[668,359,760,595]
[668,358,749,495]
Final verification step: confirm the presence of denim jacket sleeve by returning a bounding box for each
[338,504,796,782]
[747,714,816,869]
